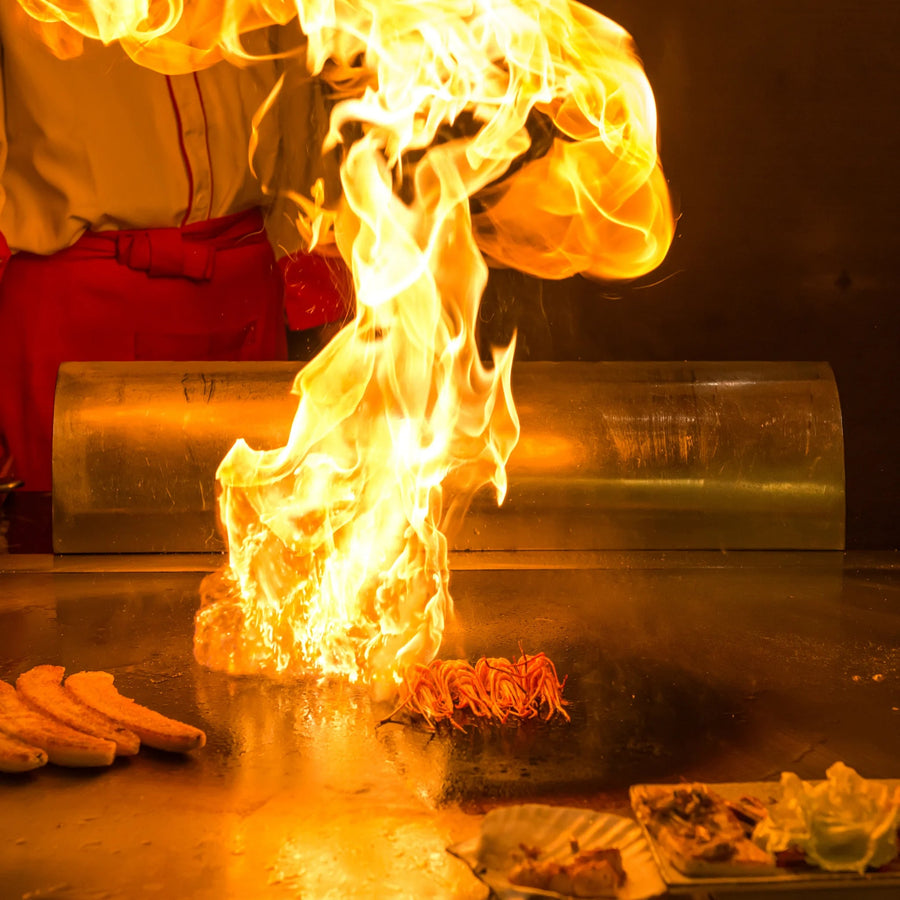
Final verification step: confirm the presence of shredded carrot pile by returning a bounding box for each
[383,652,570,731]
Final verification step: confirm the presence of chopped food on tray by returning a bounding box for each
[509,844,627,897]
[752,762,900,873]
[631,765,900,882]
[0,666,207,772]
[631,782,778,877]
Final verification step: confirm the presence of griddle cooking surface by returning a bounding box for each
[1,553,898,899]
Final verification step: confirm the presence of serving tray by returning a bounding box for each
[628,780,900,895]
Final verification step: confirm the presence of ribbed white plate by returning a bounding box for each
[449,803,666,899]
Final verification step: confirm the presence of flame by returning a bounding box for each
[21,0,674,686]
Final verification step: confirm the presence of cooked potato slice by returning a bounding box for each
[0,728,48,773]
[0,681,115,767]
[17,665,140,756]
[65,671,206,753]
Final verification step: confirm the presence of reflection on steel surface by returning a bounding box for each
[51,361,844,553]
[1,554,899,899]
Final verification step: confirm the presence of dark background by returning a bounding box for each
[478,0,899,550]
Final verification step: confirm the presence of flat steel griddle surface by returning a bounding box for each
[1,551,898,899]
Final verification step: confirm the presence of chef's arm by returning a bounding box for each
[470,40,675,284]
[471,132,673,283]
[262,19,353,333]
[261,18,340,262]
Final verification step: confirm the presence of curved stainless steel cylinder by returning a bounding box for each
[52,360,844,553]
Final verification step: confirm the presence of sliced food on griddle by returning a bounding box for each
[17,664,140,756]
[65,670,206,753]
[0,727,48,773]
[0,680,116,767]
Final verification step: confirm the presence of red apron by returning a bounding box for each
[0,209,293,492]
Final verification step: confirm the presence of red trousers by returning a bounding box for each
[0,209,290,492]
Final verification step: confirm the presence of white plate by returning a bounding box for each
[449,803,667,899]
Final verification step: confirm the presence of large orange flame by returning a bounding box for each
[20,0,674,686]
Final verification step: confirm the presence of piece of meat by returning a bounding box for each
[569,859,620,897]
[509,858,570,894]
[509,847,625,898]
[573,847,627,887]
[0,728,48,773]
[17,665,140,756]
[65,671,206,753]
[0,681,116,767]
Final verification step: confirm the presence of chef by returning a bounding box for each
[0,7,350,492]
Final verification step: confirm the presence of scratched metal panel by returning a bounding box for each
[51,360,844,553]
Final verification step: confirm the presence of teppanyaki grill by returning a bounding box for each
[4,358,899,898]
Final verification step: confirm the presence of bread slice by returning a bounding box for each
[0,728,48,773]
[65,671,206,753]
[17,665,140,756]
[0,681,116,767]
